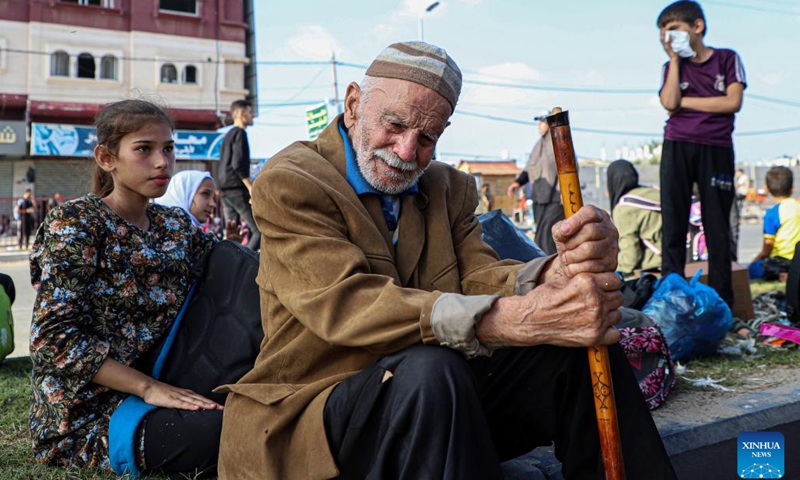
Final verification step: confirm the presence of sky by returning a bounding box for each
[249,0,800,166]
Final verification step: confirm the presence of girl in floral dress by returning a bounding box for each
[29,100,224,479]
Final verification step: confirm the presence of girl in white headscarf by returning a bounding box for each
[156,170,217,226]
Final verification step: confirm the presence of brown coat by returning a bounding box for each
[217,117,528,479]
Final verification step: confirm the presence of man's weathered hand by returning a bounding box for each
[478,271,623,348]
[547,205,619,280]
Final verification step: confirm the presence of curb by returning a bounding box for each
[0,251,30,263]
[502,379,800,479]
[658,379,800,479]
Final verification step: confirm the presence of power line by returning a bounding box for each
[455,109,800,138]
[736,125,800,136]
[748,94,800,109]
[704,0,799,16]
[1,47,332,67]
[455,110,660,136]
[463,79,654,95]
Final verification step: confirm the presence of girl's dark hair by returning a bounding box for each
[657,1,707,37]
[92,99,174,197]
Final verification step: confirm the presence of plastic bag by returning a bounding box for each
[641,271,732,362]
[478,210,546,262]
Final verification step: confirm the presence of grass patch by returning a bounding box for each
[0,357,172,480]
[674,343,800,392]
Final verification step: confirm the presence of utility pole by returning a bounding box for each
[331,52,341,115]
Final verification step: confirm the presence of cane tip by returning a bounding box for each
[552,107,563,114]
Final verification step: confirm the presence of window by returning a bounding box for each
[182,65,197,84]
[161,63,178,84]
[100,55,117,80]
[50,51,70,77]
[159,0,197,14]
[60,0,101,5]
[77,53,95,78]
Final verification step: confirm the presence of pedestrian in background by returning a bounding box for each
[749,166,800,281]
[657,0,746,307]
[218,99,260,250]
[507,110,564,255]
[16,188,36,250]
[730,168,749,261]
[478,183,493,214]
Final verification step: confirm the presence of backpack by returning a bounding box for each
[0,273,15,362]
[110,240,263,477]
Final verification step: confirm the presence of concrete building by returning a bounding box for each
[0,0,257,219]
[456,160,521,216]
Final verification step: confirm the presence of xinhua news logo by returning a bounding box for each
[738,431,784,478]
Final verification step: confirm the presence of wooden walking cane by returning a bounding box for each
[546,107,626,480]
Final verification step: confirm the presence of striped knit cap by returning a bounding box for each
[365,41,462,112]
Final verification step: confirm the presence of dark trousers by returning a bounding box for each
[324,344,676,480]
[731,194,744,262]
[17,214,34,249]
[533,202,565,255]
[140,408,223,480]
[661,140,734,306]
[221,188,260,250]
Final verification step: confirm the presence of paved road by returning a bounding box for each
[0,222,766,359]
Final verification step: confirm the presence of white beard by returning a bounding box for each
[354,123,426,195]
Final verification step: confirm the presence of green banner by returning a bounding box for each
[306,103,329,140]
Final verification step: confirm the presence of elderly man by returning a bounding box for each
[218,42,676,480]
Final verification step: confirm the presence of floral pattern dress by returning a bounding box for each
[29,194,216,470]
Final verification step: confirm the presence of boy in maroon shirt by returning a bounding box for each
[657,0,746,308]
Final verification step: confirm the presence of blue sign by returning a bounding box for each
[738,431,784,478]
[173,130,225,160]
[31,123,96,157]
[30,123,225,160]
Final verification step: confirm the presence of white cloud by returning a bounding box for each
[271,26,347,61]
[368,23,401,37]
[758,73,784,85]
[461,62,548,107]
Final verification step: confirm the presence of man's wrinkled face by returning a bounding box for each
[347,78,451,195]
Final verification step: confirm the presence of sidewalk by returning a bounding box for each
[501,373,800,479]
[0,245,30,263]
